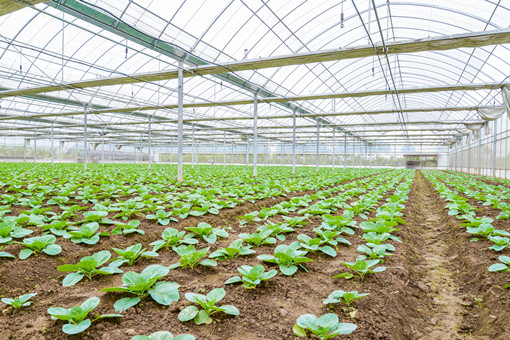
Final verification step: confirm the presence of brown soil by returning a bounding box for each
[1,170,510,339]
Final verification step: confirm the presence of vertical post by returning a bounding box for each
[34,133,37,163]
[223,131,226,169]
[352,140,355,168]
[265,138,268,166]
[493,119,498,177]
[369,144,372,167]
[478,130,482,175]
[191,124,195,169]
[101,131,105,166]
[245,137,249,165]
[364,142,367,168]
[467,134,471,173]
[332,129,336,169]
[23,138,26,162]
[177,60,184,182]
[344,134,347,169]
[83,105,88,171]
[253,93,258,177]
[231,141,234,165]
[292,109,296,175]
[51,122,54,166]
[460,137,464,172]
[170,139,173,164]
[148,115,152,170]
[316,123,320,172]
[214,142,217,164]
[280,141,283,166]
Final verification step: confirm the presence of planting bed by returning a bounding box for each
[0,164,509,339]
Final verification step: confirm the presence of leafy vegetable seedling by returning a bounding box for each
[168,245,217,269]
[238,229,276,247]
[186,222,228,244]
[1,293,37,309]
[111,220,144,235]
[112,243,159,266]
[225,264,277,289]
[146,210,177,226]
[293,313,357,339]
[178,288,239,325]
[291,234,337,257]
[64,222,108,245]
[257,243,313,276]
[131,331,195,340]
[356,243,394,262]
[101,264,179,312]
[57,250,123,286]
[209,239,255,260]
[150,227,198,252]
[47,297,122,335]
[334,258,386,280]
[17,235,62,260]
[0,219,33,244]
[323,290,370,308]
[0,246,15,258]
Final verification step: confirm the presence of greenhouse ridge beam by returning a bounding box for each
[1,28,510,99]
[1,104,497,122]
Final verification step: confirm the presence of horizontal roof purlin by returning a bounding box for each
[1,28,509,99]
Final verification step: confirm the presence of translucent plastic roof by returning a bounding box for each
[0,0,509,147]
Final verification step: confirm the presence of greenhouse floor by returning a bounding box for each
[0,166,508,339]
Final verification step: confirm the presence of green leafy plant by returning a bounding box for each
[334,258,386,280]
[282,215,307,227]
[186,222,228,244]
[168,245,217,269]
[224,264,277,289]
[79,210,115,225]
[111,220,144,235]
[313,227,352,247]
[239,229,276,247]
[132,331,195,340]
[209,239,255,260]
[488,235,510,252]
[113,243,159,266]
[256,221,294,241]
[101,265,179,312]
[146,210,177,226]
[0,219,33,244]
[356,243,394,261]
[17,235,62,259]
[178,288,239,325]
[257,243,313,275]
[323,290,370,308]
[238,211,261,225]
[150,228,198,252]
[291,234,336,257]
[57,250,123,286]
[47,297,122,335]
[0,246,15,258]
[293,313,357,339]
[1,293,37,309]
[320,212,357,233]
[64,222,108,245]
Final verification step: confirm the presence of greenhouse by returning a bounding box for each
[0,0,509,339]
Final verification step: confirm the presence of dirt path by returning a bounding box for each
[412,171,467,340]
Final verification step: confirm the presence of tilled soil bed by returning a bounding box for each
[1,170,509,339]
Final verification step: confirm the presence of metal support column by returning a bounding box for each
[292,109,296,175]
[223,131,226,169]
[148,115,152,170]
[316,123,320,172]
[34,133,37,163]
[352,140,355,168]
[231,142,234,165]
[177,60,184,182]
[191,124,195,169]
[265,138,268,166]
[369,144,372,167]
[51,122,54,166]
[332,130,335,169]
[493,119,498,177]
[253,93,258,177]
[83,105,88,171]
[23,138,26,162]
[478,130,482,175]
[467,134,471,173]
[280,141,283,166]
[101,130,105,166]
[344,134,347,169]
